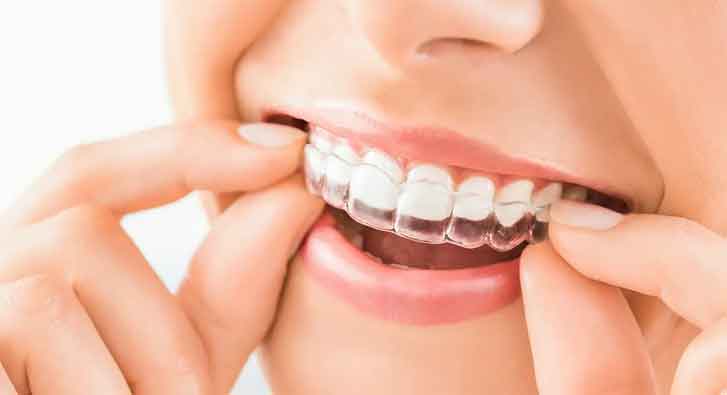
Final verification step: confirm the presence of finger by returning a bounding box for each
[0,362,17,395]
[0,276,129,395]
[179,174,324,393]
[520,242,657,395]
[0,206,211,394]
[2,121,306,227]
[672,317,727,395]
[548,200,727,328]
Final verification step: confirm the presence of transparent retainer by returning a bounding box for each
[304,144,551,252]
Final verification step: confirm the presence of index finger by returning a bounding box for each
[2,121,306,227]
[548,200,727,328]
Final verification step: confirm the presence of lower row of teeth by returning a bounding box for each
[304,139,588,252]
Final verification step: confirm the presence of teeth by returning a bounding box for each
[395,182,453,243]
[406,164,454,190]
[494,180,534,227]
[323,156,354,208]
[491,201,533,251]
[322,141,360,208]
[363,149,404,183]
[532,182,562,222]
[396,183,453,222]
[562,185,588,202]
[310,127,334,154]
[453,177,495,220]
[446,177,495,248]
[303,145,326,194]
[494,202,530,228]
[350,233,364,249]
[304,128,592,251]
[365,251,384,264]
[532,182,563,209]
[348,164,400,230]
[496,180,534,204]
[394,164,456,243]
[332,141,360,164]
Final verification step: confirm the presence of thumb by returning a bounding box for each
[520,242,657,395]
[178,173,324,393]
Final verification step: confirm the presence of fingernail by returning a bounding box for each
[550,200,623,230]
[238,123,305,148]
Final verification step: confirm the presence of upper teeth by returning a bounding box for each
[304,127,585,251]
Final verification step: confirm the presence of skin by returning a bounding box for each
[0,0,726,394]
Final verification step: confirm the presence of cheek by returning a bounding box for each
[259,257,537,394]
[654,133,727,232]
[554,2,727,227]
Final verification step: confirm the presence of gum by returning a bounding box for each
[311,126,553,189]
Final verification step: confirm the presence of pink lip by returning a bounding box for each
[268,104,585,183]
[301,214,521,325]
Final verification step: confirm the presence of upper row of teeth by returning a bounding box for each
[304,127,588,251]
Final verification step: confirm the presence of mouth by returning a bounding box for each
[265,111,628,324]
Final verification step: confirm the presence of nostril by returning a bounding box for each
[415,37,500,60]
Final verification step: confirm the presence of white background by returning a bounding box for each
[0,2,268,393]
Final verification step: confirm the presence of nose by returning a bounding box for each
[347,0,544,66]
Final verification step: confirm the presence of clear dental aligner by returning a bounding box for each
[303,127,588,252]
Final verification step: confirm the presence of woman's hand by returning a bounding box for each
[0,121,323,394]
[521,200,727,395]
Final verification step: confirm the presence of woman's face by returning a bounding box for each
[167,1,727,393]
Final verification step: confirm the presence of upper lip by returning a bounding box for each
[264,104,635,209]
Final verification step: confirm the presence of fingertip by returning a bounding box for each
[238,122,307,149]
[185,122,309,192]
[550,200,623,231]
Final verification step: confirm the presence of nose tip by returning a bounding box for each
[413,0,546,55]
[350,0,545,67]
[473,0,545,53]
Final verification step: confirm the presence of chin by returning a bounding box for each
[258,254,536,395]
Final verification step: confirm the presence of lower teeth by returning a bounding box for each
[334,206,529,270]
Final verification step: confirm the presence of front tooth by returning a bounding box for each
[453,177,495,219]
[395,182,453,243]
[310,127,334,154]
[495,180,534,226]
[406,164,454,190]
[362,149,404,183]
[303,145,326,195]
[332,141,360,164]
[446,176,496,248]
[562,185,588,202]
[323,156,353,208]
[493,202,530,228]
[496,180,534,203]
[348,164,399,230]
[490,201,533,251]
[322,142,360,208]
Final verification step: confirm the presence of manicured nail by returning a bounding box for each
[239,123,305,148]
[550,200,623,230]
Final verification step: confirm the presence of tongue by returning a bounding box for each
[363,228,524,270]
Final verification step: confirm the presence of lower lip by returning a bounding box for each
[301,214,521,325]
